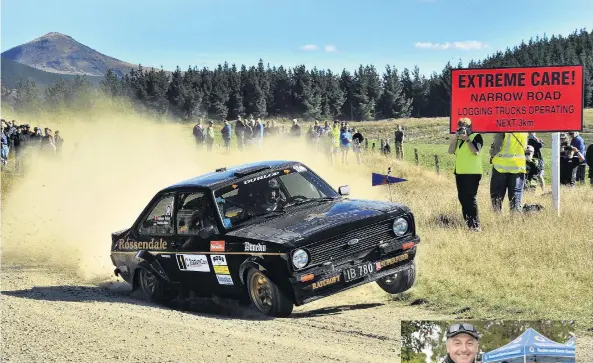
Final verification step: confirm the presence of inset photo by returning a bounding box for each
[400,320,576,363]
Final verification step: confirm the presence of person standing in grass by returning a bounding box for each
[205,121,215,152]
[340,126,352,164]
[448,117,484,231]
[395,125,405,159]
[527,132,545,192]
[489,130,528,213]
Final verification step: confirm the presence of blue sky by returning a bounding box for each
[2,0,591,76]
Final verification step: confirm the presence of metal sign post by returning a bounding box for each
[386,167,393,202]
[551,133,560,215]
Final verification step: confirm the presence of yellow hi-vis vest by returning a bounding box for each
[332,126,340,145]
[454,133,483,174]
[492,132,528,174]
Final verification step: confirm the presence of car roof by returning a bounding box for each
[162,160,300,191]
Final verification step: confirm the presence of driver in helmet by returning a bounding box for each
[253,177,284,213]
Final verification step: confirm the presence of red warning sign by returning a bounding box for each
[450,65,584,133]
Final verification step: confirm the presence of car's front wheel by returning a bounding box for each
[376,261,416,294]
[137,266,178,304]
[246,269,293,317]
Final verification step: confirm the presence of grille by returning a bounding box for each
[306,218,402,266]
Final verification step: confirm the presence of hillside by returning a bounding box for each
[0,57,103,89]
[1,32,137,78]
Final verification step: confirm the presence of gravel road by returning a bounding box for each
[1,263,453,363]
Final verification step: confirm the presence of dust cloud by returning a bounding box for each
[1,113,387,284]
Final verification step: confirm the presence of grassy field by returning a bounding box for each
[2,107,592,333]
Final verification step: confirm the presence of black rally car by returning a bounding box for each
[110,160,420,317]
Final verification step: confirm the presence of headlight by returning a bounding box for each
[292,249,309,269]
[392,218,408,236]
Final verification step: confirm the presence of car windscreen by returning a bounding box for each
[213,165,339,229]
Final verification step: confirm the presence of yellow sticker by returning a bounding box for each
[214,265,230,274]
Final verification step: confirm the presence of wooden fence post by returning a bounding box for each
[434,154,440,174]
[414,148,419,166]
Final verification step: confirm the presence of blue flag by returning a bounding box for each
[372,172,407,186]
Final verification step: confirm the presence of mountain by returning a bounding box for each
[1,56,104,89]
[1,32,138,78]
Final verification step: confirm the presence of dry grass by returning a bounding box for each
[356,152,593,332]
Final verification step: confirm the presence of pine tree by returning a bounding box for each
[227,64,244,119]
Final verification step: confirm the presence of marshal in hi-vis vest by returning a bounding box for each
[454,133,483,174]
[492,132,528,174]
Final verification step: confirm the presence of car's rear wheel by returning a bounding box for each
[376,261,416,294]
[246,269,293,317]
[137,266,178,304]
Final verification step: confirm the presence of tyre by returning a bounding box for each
[376,261,416,294]
[246,268,293,317]
[137,266,178,304]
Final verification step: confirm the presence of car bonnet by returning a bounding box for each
[224,198,404,246]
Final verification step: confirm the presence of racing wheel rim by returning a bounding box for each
[139,267,156,296]
[249,271,273,313]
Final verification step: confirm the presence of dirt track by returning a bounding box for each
[3,265,592,363]
[1,263,455,363]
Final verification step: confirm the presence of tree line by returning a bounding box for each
[3,28,592,121]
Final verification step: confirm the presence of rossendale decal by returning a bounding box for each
[115,237,168,250]
[243,172,280,185]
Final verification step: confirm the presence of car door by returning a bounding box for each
[128,192,179,277]
[171,190,225,292]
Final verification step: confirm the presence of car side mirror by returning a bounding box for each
[338,185,350,196]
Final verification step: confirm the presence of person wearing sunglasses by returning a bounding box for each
[444,323,480,363]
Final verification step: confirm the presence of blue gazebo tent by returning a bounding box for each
[564,336,575,347]
[482,328,575,363]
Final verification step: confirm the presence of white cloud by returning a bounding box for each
[414,41,488,50]
[299,44,319,51]
[324,44,338,52]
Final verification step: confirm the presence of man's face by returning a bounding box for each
[446,334,478,363]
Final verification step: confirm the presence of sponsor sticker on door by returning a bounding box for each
[210,240,225,252]
[244,242,266,252]
[216,274,234,285]
[176,254,210,272]
[213,265,230,275]
[210,255,227,266]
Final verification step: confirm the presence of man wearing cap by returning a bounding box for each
[444,323,480,363]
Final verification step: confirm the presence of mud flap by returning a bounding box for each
[135,250,171,284]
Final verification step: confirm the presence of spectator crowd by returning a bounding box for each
[190,115,405,166]
[1,119,64,172]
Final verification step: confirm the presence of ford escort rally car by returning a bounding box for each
[110,160,420,317]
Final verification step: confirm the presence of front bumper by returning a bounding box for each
[290,236,419,305]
